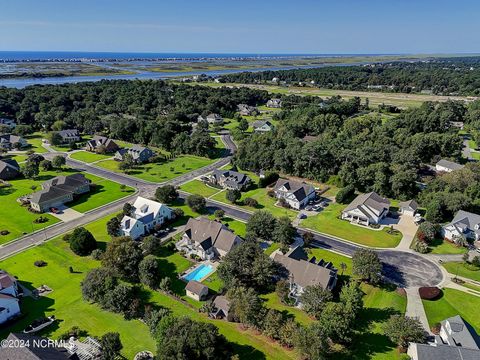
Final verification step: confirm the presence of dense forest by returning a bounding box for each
[221,57,480,96]
[234,99,477,209]
[0,80,269,156]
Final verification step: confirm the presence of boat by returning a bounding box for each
[23,315,56,334]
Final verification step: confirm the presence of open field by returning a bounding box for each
[428,238,467,255]
[179,179,223,198]
[423,288,480,332]
[301,203,402,248]
[194,82,477,108]
[442,261,480,282]
[69,150,113,163]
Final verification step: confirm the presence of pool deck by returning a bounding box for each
[181,261,218,282]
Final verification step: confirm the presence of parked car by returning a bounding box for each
[305,205,313,211]
[297,212,307,219]
[50,207,59,214]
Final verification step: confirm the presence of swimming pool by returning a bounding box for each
[183,264,214,282]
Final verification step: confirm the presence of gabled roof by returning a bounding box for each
[213,295,230,314]
[436,159,464,171]
[273,246,337,289]
[0,271,16,290]
[121,216,140,232]
[252,120,273,129]
[446,210,480,230]
[183,217,241,254]
[399,199,418,211]
[0,159,20,177]
[185,280,208,295]
[441,315,480,350]
[58,129,79,138]
[344,192,390,214]
[0,333,78,359]
[274,179,315,202]
[412,343,480,360]
[212,169,250,186]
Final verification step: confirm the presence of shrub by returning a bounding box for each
[335,185,355,204]
[419,287,441,300]
[412,240,429,254]
[214,209,225,219]
[244,197,258,207]
[0,230,10,236]
[267,189,275,198]
[173,208,184,218]
[91,249,104,260]
[69,227,97,256]
[34,260,47,267]
[186,194,206,213]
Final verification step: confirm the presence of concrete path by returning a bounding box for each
[405,287,432,334]
[48,205,83,222]
[394,215,418,250]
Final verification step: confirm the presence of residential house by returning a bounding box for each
[0,333,79,359]
[435,159,464,173]
[120,196,173,240]
[273,178,316,210]
[210,295,231,320]
[341,192,390,226]
[58,129,80,144]
[208,169,251,191]
[408,315,480,360]
[0,118,17,129]
[114,145,155,164]
[252,120,274,132]
[0,271,21,325]
[176,217,243,260]
[85,135,119,153]
[29,173,91,213]
[442,210,480,244]
[399,200,419,217]
[0,159,20,180]
[185,280,209,301]
[237,104,258,116]
[0,134,28,150]
[266,98,282,108]
[206,113,223,124]
[272,246,337,306]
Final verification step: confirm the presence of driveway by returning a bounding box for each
[392,215,418,250]
[48,205,84,222]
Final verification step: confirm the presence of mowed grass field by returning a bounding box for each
[423,288,480,332]
[69,151,113,163]
[25,133,49,153]
[0,170,133,244]
[0,213,298,360]
[96,155,216,182]
[301,203,402,248]
[442,261,480,282]
[179,179,223,198]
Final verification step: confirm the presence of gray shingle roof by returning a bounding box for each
[441,315,480,350]
[412,343,480,360]
[274,179,315,203]
[212,169,250,187]
[399,199,419,211]
[0,333,78,359]
[344,192,390,214]
[185,280,208,295]
[436,159,464,171]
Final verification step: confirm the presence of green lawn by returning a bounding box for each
[96,155,216,183]
[211,186,298,219]
[179,180,223,198]
[68,173,135,213]
[69,151,113,163]
[25,133,49,154]
[428,238,467,255]
[301,203,402,248]
[201,272,224,293]
[2,154,28,163]
[423,288,480,332]
[442,261,480,282]
[0,213,297,360]
[308,247,352,275]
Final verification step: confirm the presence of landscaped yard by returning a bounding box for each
[96,155,217,182]
[179,179,223,198]
[0,213,298,360]
[442,261,480,282]
[301,203,403,248]
[25,133,48,154]
[69,150,113,163]
[428,238,467,255]
[423,288,480,332]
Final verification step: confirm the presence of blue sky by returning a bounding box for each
[1,0,479,54]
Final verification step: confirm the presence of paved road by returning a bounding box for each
[1,134,443,287]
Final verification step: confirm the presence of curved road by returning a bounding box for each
[0,134,442,288]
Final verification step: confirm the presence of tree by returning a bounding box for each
[39,159,52,171]
[186,194,206,213]
[318,302,355,344]
[227,286,265,328]
[226,189,241,204]
[272,216,296,246]
[156,317,232,360]
[119,153,134,172]
[106,217,121,237]
[69,227,97,256]
[102,237,144,282]
[139,255,160,289]
[22,161,39,179]
[217,241,277,291]
[99,332,123,360]
[142,235,161,255]
[335,184,355,204]
[48,131,62,146]
[383,315,426,349]
[302,231,314,247]
[237,117,249,132]
[340,281,364,317]
[416,221,438,244]
[352,248,382,284]
[155,185,178,204]
[244,197,258,207]
[51,120,66,131]
[214,209,225,219]
[294,322,330,360]
[81,268,118,304]
[246,210,276,241]
[300,285,333,319]
[275,279,291,305]
[103,282,144,319]
[159,277,171,293]
[52,155,66,169]
[279,318,299,348]
[122,202,133,216]
[262,309,285,340]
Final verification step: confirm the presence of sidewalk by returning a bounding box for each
[405,287,431,334]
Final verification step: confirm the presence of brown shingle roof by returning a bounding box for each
[185,280,208,295]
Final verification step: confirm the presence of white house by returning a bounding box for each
[185,280,209,301]
[442,210,480,244]
[206,113,223,124]
[273,179,316,210]
[341,192,390,226]
[266,98,282,108]
[399,200,419,217]
[120,197,173,240]
[435,159,464,173]
[252,120,274,132]
[0,271,21,325]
